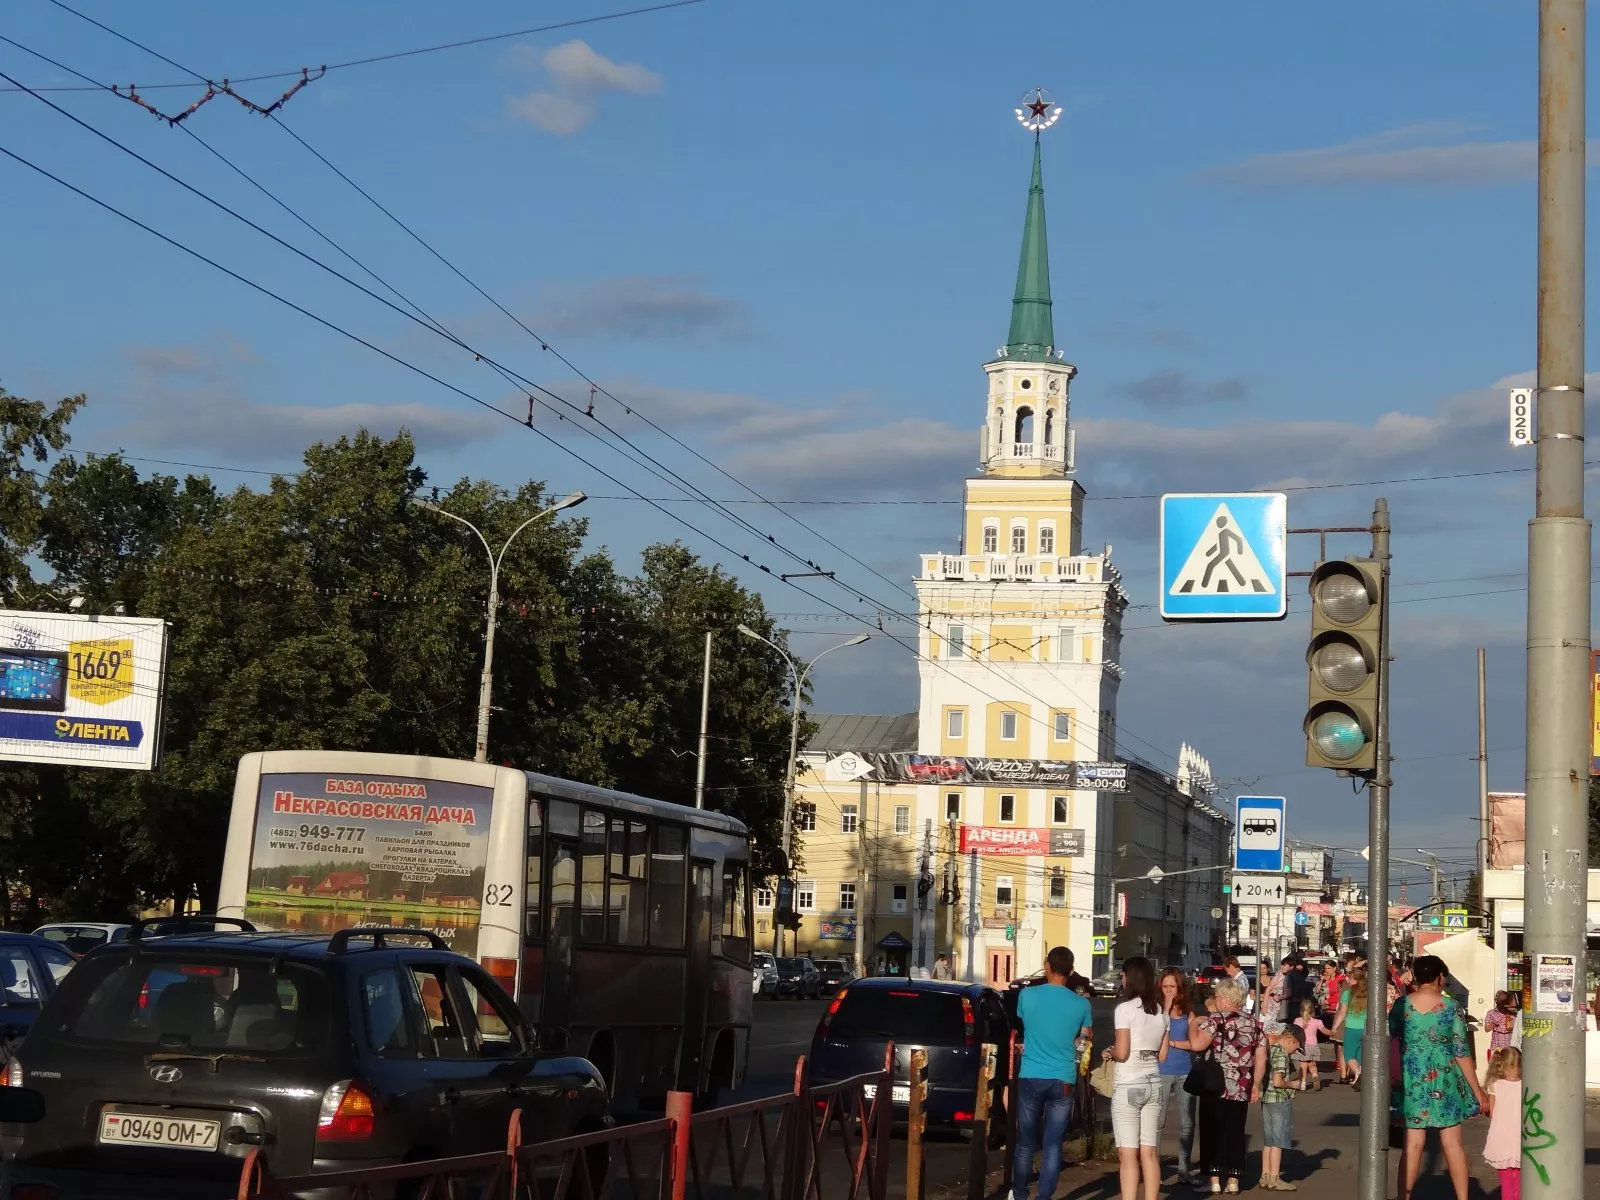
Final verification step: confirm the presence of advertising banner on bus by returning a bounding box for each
[243,771,493,957]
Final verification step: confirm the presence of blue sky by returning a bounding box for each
[2,1,1595,897]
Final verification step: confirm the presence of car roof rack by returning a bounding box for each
[128,915,257,957]
[326,926,451,955]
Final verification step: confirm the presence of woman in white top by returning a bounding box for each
[1103,956,1170,1200]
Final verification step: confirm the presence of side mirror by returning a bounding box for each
[0,1086,45,1124]
[537,1026,570,1055]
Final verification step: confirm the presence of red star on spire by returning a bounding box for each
[1028,98,1050,120]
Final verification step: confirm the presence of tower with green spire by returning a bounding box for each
[981,134,1077,479]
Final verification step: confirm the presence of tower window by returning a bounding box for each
[1058,626,1079,662]
[1044,409,1056,446]
[1039,525,1055,555]
[946,625,967,659]
[982,523,998,554]
[1011,524,1027,554]
[1019,378,1033,391]
[946,708,965,739]
[1014,406,1034,444]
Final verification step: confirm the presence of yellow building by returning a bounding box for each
[770,132,1229,984]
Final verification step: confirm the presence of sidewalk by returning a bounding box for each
[980,1082,1600,1200]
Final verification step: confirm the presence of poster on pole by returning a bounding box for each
[1533,953,1577,1014]
[1591,651,1600,775]
[0,608,170,770]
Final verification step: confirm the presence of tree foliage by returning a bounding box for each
[0,393,798,921]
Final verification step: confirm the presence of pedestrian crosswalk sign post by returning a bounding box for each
[1092,935,1109,955]
[1160,493,1288,621]
[1444,907,1468,929]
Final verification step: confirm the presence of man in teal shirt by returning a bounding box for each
[1012,946,1094,1200]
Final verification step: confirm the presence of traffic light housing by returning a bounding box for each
[1305,558,1382,772]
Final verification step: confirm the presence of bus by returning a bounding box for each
[217,750,753,1110]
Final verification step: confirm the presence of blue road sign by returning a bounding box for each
[1294,910,1310,927]
[1235,795,1286,873]
[1159,493,1288,621]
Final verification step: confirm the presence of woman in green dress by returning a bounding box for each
[1389,956,1488,1200]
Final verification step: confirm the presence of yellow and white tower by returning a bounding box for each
[913,120,1128,982]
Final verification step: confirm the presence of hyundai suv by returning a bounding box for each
[1,918,609,1198]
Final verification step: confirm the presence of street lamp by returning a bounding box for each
[410,491,586,763]
[737,624,868,951]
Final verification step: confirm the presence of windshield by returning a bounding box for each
[815,961,848,974]
[64,956,332,1056]
[38,927,112,955]
[829,988,966,1044]
[776,958,805,976]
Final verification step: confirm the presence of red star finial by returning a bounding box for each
[1014,87,1062,134]
[1028,98,1050,120]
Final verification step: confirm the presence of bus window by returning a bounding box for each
[721,860,751,961]
[580,810,607,942]
[549,799,579,838]
[610,818,648,946]
[650,824,687,949]
[525,799,544,941]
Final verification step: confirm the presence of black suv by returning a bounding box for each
[1,919,608,1198]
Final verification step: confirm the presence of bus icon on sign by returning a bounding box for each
[1242,817,1278,837]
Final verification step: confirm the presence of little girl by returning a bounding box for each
[1482,1047,1522,1200]
[1294,999,1328,1090]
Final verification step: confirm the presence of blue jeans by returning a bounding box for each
[1011,1077,1074,1200]
[1157,1074,1198,1174]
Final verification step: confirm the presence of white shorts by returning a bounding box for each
[1111,1074,1167,1148]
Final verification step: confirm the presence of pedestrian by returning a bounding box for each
[1156,968,1201,1186]
[1010,946,1094,1200]
[932,952,953,981]
[1481,1047,1522,1200]
[1391,956,1489,1200]
[1482,990,1515,1070]
[1188,976,1266,1195]
[1103,956,1169,1200]
[1332,967,1367,1087]
[1259,1023,1303,1191]
[1221,957,1256,1016]
[1292,1000,1327,1091]
[1260,959,1291,1034]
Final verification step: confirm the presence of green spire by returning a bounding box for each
[1005,136,1055,361]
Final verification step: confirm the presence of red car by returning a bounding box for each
[903,756,966,781]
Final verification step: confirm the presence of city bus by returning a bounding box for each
[217,750,752,1110]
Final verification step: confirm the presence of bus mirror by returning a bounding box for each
[537,1026,571,1055]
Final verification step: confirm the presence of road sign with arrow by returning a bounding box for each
[1231,872,1293,906]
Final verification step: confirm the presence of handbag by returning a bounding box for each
[1090,1058,1115,1099]
[1184,1016,1228,1097]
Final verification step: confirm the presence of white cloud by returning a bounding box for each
[505,39,661,136]
[533,276,742,340]
[1199,122,1600,188]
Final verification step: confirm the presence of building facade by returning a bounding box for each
[767,135,1230,983]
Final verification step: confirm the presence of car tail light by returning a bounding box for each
[138,982,149,1010]
[480,956,518,1000]
[815,987,848,1039]
[4,1057,21,1087]
[961,996,976,1046]
[954,1110,974,1123]
[317,1080,376,1142]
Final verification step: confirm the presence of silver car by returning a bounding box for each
[752,951,779,998]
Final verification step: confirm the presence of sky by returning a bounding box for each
[2,1,1596,899]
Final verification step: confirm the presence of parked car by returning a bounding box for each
[813,959,853,997]
[773,957,821,1000]
[752,952,779,998]
[808,979,1011,1139]
[32,922,132,958]
[1,917,610,1197]
[0,933,78,1045]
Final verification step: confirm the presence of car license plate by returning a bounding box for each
[98,1111,220,1151]
[861,1083,911,1104]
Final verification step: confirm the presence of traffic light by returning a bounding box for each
[776,877,796,925]
[1304,558,1382,772]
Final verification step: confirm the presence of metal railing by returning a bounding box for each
[234,1051,893,1200]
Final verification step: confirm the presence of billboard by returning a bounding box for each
[1488,792,1526,869]
[1592,651,1600,775]
[834,752,1127,791]
[959,826,1086,856]
[0,608,169,771]
[243,771,494,958]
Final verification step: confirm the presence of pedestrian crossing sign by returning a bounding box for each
[1159,493,1288,621]
[1444,907,1468,929]
[1092,935,1109,955]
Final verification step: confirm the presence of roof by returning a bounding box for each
[845,977,989,997]
[1005,138,1055,362]
[806,713,918,754]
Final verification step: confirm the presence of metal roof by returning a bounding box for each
[807,712,919,754]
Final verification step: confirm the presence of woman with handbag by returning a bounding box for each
[1102,957,1171,1200]
[1187,977,1266,1194]
[1156,968,1200,1185]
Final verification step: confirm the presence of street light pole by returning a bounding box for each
[737,625,869,955]
[411,491,586,763]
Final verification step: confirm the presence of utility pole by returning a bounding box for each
[918,820,934,972]
[694,631,712,809]
[855,780,868,976]
[945,818,959,970]
[1476,648,1488,878]
[1357,497,1393,1200]
[1525,5,1589,1192]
